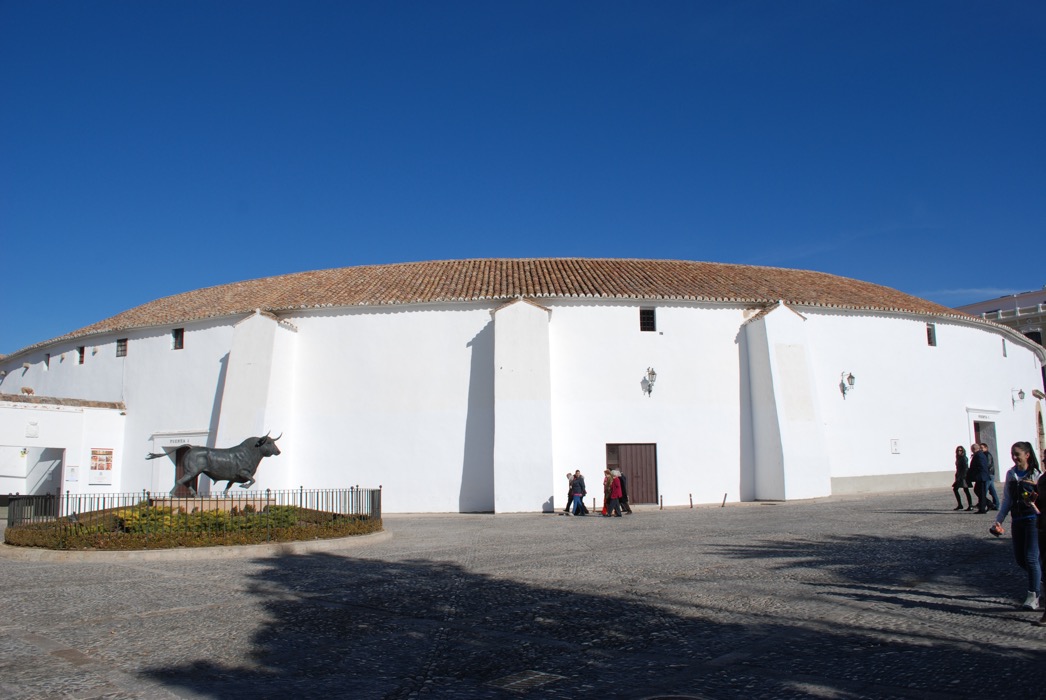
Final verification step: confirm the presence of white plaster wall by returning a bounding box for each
[0,402,125,495]
[214,313,279,447]
[761,308,833,500]
[282,304,495,513]
[1,338,125,403]
[0,319,246,494]
[549,302,747,508]
[3,298,1041,513]
[743,317,785,500]
[800,311,1045,485]
[254,322,297,490]
[118,320,241,492]
[0,446,27,495]
[493,300,554,513]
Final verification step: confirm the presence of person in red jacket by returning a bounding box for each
[605,470,624,517]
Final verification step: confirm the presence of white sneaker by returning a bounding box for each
[1022,592,1039,610]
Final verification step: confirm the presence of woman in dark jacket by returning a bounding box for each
[991,442,1041,610]
[952,445,973,511]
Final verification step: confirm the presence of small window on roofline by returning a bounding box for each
[44,353,50,370]
[77,346,85,364]
[640,308,656,332]
[116,338,128,357]
[172,328,184,350]
[926,323,937,347]
[1002,338,1007,357]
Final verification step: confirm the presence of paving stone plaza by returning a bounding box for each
[2,490,1045,699]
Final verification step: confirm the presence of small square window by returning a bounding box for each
[926,323,936,347]
[172,328,184,350]
[116,339,128,357]
[77,346,85,364]
[640,308,657,332]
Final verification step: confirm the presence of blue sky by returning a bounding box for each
[2,1,1043,356]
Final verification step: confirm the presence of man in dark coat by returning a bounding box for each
[980,442,1000,510]
[617,470,633,514]
[970,443,992,513]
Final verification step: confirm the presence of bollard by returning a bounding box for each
[659,495,663,510]
[721,493,727,508]
[689,493,693,509]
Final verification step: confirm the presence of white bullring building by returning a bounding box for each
[2,258,1044,513]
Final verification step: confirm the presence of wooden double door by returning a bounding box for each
[606,443,658,504]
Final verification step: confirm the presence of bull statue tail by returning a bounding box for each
[145,452,166,460]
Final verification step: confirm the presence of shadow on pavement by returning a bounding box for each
[142,534,1046,700]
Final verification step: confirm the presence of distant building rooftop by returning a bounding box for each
[957,286,1046,349]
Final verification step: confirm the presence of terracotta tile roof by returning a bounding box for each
[12,258,974,355]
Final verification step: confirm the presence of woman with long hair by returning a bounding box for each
[952,445,973,511]
[991,441,1042,610]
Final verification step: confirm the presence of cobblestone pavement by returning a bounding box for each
[2,491,1046,700]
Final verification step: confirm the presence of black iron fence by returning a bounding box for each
[6,486,382,532]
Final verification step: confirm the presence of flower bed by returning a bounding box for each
[4,502,382,550]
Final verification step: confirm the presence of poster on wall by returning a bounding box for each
[66,466,79,483]
[89,449,113,485]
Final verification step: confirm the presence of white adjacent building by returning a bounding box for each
[957,287,1046,350]
[1,259,1043,512]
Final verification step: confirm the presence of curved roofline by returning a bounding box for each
[4,257,1040,362]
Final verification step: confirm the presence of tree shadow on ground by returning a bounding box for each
[142,532,1046,700]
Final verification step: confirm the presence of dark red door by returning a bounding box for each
[172,445,198,497]
[607,443,657,504]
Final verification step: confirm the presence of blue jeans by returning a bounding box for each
[986,480,1000,507]
[1011,517,1041,594]
[571,494,583,514]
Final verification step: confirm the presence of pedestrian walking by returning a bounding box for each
[970,443,992,513]
[990,441,1041,610]
[981,442,1000,510]
[952,445,973,511]
[602,469,613,516]
[618,470,633,514]
[569,470,587,516]
[1036,456,1046,625]
[563,473,573,513]
[605,470,624,517]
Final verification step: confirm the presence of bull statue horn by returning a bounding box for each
[273,433,283,441]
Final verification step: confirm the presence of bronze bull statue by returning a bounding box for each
[147,433,282,496]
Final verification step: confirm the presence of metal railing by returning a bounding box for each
[6,486,382,531]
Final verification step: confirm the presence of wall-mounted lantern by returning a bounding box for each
[644,367,658,396]
[840,371,856,399]
[1012,388,1026,408]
